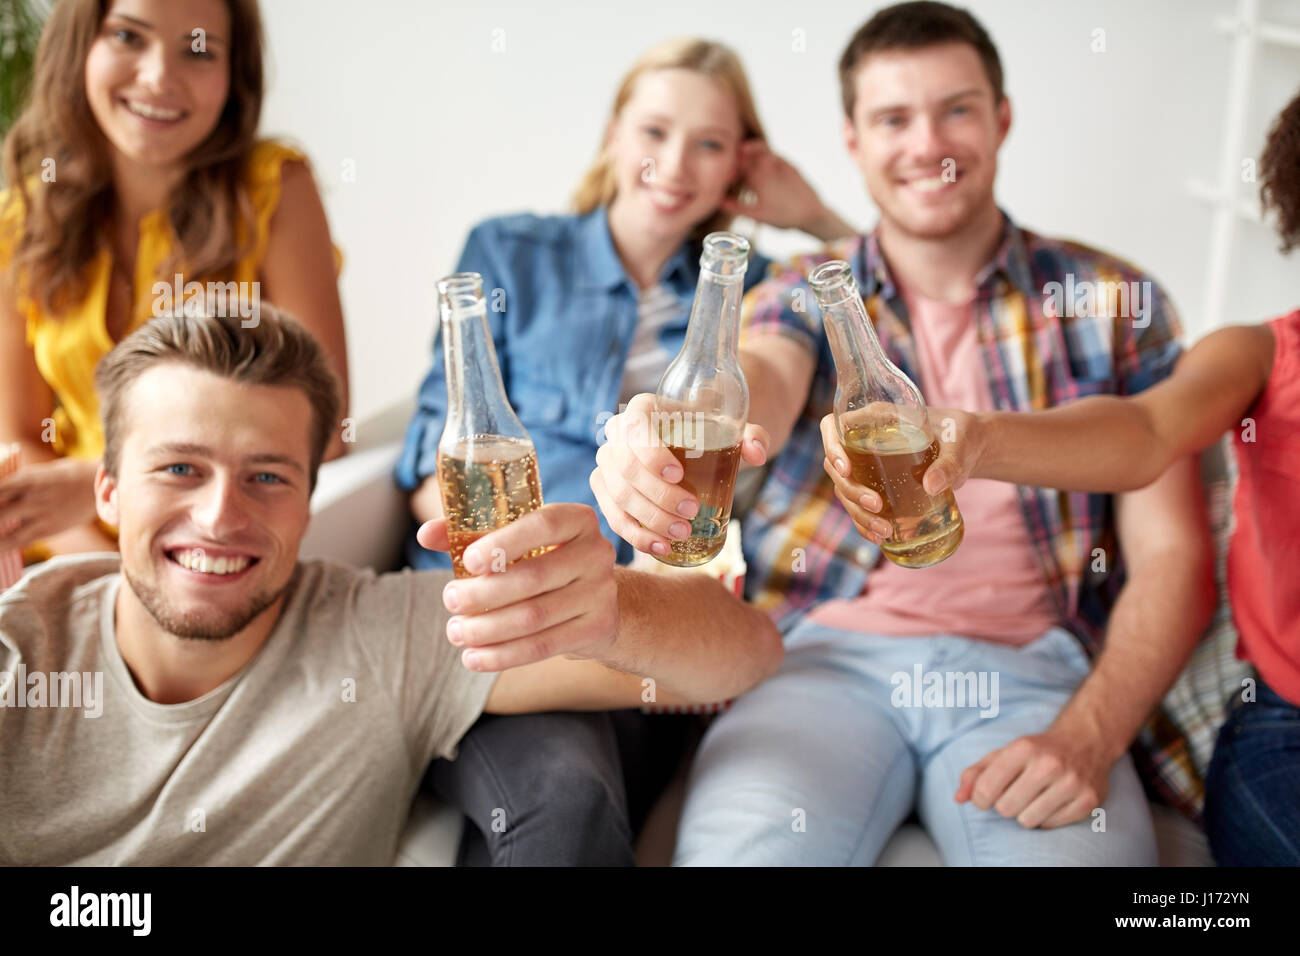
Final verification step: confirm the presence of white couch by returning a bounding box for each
[302,405,1215,866]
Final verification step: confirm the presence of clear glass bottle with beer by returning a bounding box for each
[436,272,546,577]
[652,232,751,567]
[809,260,963,568]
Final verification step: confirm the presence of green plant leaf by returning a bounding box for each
[0,0,48,139]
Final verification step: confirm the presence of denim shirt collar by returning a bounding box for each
[855,208,1039,306]
[574,206,697,297]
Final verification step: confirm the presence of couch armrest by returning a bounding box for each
[394,792,464,866]
[300,440,410,572]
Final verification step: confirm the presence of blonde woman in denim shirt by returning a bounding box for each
[397,37,855,865]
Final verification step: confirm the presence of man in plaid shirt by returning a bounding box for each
[591,1,1215,864]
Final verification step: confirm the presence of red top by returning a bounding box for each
[1228,310,1300,705]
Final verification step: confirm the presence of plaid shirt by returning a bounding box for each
[738,212,1209,819]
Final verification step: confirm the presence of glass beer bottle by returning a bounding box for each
[436,272,546,577]
[653,232,750,567]
[809,260,963,568]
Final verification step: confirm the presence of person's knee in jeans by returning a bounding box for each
[426,710,635,866]
[1204,682,1300,866]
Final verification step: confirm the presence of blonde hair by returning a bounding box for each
[572,37,767,240]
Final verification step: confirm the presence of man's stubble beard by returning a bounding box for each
[881,188,990,243]
[122,563,290,642]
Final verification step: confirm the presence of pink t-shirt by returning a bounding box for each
[809,281,1059,644]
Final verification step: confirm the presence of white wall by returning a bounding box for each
[258,0,1300,425]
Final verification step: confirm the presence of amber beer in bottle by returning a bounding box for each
[652,232,751,567]
[809,260,963,568]
[435,273,546,577]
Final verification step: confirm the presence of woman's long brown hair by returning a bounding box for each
[2,0,265,315]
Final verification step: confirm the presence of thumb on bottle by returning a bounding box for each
[742,424,770,466]
[416,518,451,553]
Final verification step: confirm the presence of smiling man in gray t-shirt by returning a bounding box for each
[0,309,782,865]
[2,556,490,865]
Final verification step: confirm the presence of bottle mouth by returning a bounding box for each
[437,272,484,314]
[701,231,751,278]
[809,260,858,304]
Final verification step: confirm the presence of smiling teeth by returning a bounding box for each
[126,100,183,121]
[651,188,687,205]
[911,176,950,192]
[173,550,250,575]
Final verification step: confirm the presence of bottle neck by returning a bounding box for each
[820,288,886,390]
[818,278,928,426]
[681,268,744,365]
[441,303,519,440]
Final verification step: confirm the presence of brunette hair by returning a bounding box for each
[1,0,266,314]
[95,304,340,489]
[838,1,1005,120]
[572,37,767,240]
[1260,88,1300,253]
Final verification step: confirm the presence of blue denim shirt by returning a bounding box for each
[395,207,773,570]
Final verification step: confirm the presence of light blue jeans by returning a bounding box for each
[674,620,1157,866]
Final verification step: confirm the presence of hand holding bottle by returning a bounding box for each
[819,407,983,547]
[810,260,965,567]
[435,272,547,578]
[591,392,770,558]
[417,502,618,672]
[591,232,769,566]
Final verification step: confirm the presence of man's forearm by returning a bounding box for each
[594,568,783,704]
[1051,552,1215,763]
[740,339,815,458]
[803,205,857,243]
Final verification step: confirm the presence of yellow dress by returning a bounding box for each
[0,140,339,558]
[1,139,340,462]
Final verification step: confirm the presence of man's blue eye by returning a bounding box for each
[950,105,969,116]
[254,473,283,484]
[166,463,193,476]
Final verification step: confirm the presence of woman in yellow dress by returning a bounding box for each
[0,0,349,559]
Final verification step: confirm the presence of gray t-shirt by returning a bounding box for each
[0,554,496,865]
